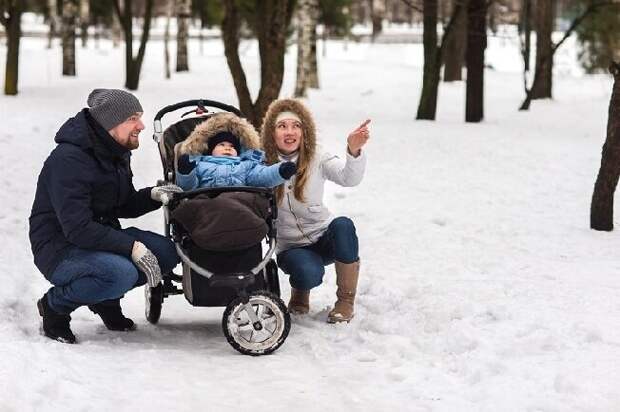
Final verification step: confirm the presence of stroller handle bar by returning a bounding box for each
[154,99,242,122]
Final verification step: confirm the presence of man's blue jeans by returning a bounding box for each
[277,217,359,291]
[46,227,179,314]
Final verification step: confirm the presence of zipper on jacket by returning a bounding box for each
[286,192,313,244]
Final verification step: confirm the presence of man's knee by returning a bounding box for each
[97,260,139,297]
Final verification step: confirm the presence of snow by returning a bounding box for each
[2,33,620,411]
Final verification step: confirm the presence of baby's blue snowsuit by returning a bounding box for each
[176,149,285,191]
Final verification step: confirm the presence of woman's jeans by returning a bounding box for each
[46,227,179,314]
[277,217,359,291]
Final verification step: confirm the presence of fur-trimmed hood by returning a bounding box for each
[178,113,260,156]
[260,99,316,165]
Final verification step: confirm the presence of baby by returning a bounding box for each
[176,130,296,191]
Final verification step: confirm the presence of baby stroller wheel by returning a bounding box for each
[222,291,291,356]
[144,284,163,324]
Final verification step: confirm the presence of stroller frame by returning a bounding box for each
[147,99,290,356]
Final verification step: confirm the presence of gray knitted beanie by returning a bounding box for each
[87,88,143,130]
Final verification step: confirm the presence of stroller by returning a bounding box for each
[146,99,291,356]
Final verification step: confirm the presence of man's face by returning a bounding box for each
[109,112,145,150]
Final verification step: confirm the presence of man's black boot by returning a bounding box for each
[37,294,77,344]
[88,299,136,331]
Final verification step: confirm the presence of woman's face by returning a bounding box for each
[274,118,303,155]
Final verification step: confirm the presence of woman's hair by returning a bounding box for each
[261,99,316,204]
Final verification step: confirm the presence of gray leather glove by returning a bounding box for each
[131,241,162,287]
[151,184,183,205]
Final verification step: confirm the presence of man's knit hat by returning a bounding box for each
[87,88,143,130]
[207,131,241,155]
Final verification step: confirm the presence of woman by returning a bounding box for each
[260,99,370,323]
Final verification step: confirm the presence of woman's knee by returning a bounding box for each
[328,217,359,263]
[278,250,325,290]
[290,266,324,290]
[329,216,355,234]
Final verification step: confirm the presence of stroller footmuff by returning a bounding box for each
[147,99,290,356]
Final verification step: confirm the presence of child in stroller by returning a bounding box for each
[175,113,297,191]
[148,100,292,356]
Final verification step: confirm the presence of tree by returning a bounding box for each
[47,0,59,49]
[530,0,554,100]
[590,62,620,231]
[176,0,191,72]
[221,0,294,129]
[576,1,620,73]
[62,0,77,76]
[443,0,467,82]
[465,0,487,122]
[79,0,89,47]
[519,1,616,111]
[164,0,173,79]
[295,0,318,97]
[112,0,154,90]
[370,0,385,41]
[1,0,22,95]
[411,0,464,120]
[519,0,532,72]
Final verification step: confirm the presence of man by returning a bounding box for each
[29,88,180,344]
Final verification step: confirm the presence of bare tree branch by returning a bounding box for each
[519,0,620,110]
[399,0,423,13]
[552,1,617,53]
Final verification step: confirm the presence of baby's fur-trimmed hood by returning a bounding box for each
[178,113,260,156]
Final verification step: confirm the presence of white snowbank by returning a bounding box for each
[1,35,619,411]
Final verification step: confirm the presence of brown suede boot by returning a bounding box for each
[288,288,310,314]
[327,260,360,323]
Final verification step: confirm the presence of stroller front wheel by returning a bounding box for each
[145,283,163,324]
[222,291,291,356]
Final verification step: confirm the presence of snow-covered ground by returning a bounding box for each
[1,33,619,411]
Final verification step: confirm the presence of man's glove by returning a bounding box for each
[151,184,183,204]
[279,161,297,179]
[131,241,162,288]
[178,154,197,175]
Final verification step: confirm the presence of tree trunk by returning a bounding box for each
[79,0,89,47]
[294,0,312,97]
[520,0,532,72]
[113,0,153,90]
[3,1,22,96]
[308,0,319,89]
[47,0,58,49]
[62,0,77,76]
[530,0,554,100]
[176,0,191,72]
[465,0,487,123]
[111,7,121,48]
[164,0,173,79]
[371,0,385,41]
[591,62,620,231]
[416,0,439,120]
[222,0,291,129]
[443,0,467,82]
[222,0,255,121]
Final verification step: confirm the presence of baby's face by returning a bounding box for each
[212,141,238,157]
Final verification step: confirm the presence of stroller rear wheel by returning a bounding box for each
[222,291,290,356]
[145,284,163,324]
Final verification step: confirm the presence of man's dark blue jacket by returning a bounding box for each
[29,109,161,279]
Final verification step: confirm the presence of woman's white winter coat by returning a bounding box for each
[276,149,366,252]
